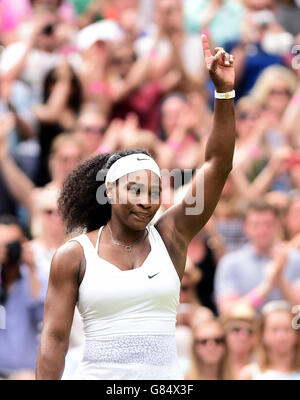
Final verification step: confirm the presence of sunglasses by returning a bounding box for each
[227,326,254,336]
[111,55,136,65]
[43,209,59,216]
[269,89,291,96]
[78,125,106,135]
[195,337,225,346]
[41,23,57,36]
[237,111,259,121]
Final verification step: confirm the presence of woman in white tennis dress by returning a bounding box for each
[35,35,236,380]
[69,223,183,379]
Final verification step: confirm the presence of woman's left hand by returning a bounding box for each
[201,34,235,93]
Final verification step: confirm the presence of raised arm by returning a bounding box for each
[157,35,235,243]
[0,115,35,212]
[35,242,83,380]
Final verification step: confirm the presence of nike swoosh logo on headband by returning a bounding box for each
[137,158,150,161]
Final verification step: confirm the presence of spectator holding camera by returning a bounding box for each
[0,215,46,378]
[0,7,78,102]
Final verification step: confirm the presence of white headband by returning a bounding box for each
[105,153,161,188]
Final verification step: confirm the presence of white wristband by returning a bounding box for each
[215,89,235,100]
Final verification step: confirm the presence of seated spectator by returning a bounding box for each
[239,300,300,379]
[176,304,215,377]
[0,215,46,378]
[222,302,257,380]
[185,318,227,380]
[214,199,300,315]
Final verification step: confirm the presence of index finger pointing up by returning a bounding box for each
[201,34,212,60]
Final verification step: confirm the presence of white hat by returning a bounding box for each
[77,19,125,51]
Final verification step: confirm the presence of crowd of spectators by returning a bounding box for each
[0,0,300,380]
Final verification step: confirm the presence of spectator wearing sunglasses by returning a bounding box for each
[222,302,257,380]
[74,103,107,159]
[28,186,63,283]
[239,300,300,379]
[185,318,227,380]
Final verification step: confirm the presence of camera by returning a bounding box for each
[42,23,55,36]
[6,241,22,264]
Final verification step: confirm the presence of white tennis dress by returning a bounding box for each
[69,225,184,380]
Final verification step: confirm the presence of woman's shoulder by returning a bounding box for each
[49,239,85,279]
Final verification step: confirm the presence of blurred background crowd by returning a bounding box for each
[0,0,300,380]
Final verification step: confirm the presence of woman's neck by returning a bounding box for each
[108,217,146,244]
[229,351,252,377]
[200,363,221,380]
[267,351,295,373]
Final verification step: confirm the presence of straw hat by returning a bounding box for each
[221,302,257,327]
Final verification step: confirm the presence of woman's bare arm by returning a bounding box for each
[35,241,83,380]
[33,61,74,124]
[157,36,235,241]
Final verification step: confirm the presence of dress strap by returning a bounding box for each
[95,226,104,254]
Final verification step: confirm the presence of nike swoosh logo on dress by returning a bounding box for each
[148,273,160,279]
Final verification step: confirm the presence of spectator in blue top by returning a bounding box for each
[214,199,300,316]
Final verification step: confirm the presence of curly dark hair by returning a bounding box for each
[58,148,152,234]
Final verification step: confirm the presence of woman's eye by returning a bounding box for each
[129,187,140,194]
